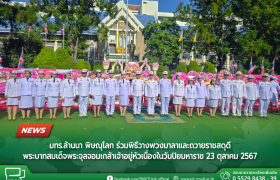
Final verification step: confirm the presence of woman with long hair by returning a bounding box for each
[185,78,197,117]
[207,78,221,117]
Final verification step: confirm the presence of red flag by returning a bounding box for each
[29,27,31,32]
[261,58,264,74]
[44,23,48,36]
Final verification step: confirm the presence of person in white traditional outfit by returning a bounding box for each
[32,71,47,120]
[76,69,91,118]
[232,71,246,118]
[158,71,172,117]
[207,78,221,117]
[61,71,75,119]
[104,70,118,118]
[145,71,158,117]
[118,71,130,117]
[172,73,184,117]
[195,75,207,117]
[185,78,197,117]
[269,75,280,113]
[257,73,272,119]
[219,71,233,118]
[244,75,258,117]
[45,71,61,120]
[91,69,104,118]
[131,71,144,117]
[5,70,19,120]
[18,69,34,120]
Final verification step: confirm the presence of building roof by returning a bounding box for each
[128,5,140,11]
[134,14,155,27]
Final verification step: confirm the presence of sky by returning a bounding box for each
[12,0,190,13]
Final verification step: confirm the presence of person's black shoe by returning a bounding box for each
[111,115,115,118]
[238,116,242,118]
[22,118,26,120]
[264,116,269,119]
[232,116,236,118]
[137,114,141,117]
[259,116,263,119]
[106,115,109,118]
[165,114,169,117]
[227,115,230,118]
[84,116,88,118]
[222,115,225,118]
[79,116,83,119]
[160,114,164,117]
[36,118,39,121]
[133,114,137,117]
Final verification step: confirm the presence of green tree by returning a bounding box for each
[188,61,201,72]
[175,62,188,73]
[55,48,76,69]
[34,47,57,68]
[142,19,181,65]
[84,61,92,71]
[27,63,38,68]
[76,60,85,70]
[203,62,216,73]
[231,0,280,73]
[1,30,44,68]
[175,0,237,70]
[40,0,118,61]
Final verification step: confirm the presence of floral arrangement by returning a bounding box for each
[172,72,188,84]
[0,71,12,81]
[140,71,150,78]
[103,60,110,67]
[152,63,159,68]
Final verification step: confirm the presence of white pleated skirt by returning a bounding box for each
[47,96,59,108]
[92,95,103,105]
[173,96,183,105]
[62,97,73,107]
[119,95,129,106]
[271,94,278,103]
[19,95,33,108]
[196,98,205,107]
[185,98,195,107]
[34,96,46,108]
[7,97,18,106]
[208,99,219,108]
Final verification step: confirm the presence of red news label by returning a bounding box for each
[16,124,53,137]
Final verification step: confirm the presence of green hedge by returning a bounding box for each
[188,61,201,72]
[34,47,57,68]
[203,62,216,73]
[76,60,85,70]
[55,48,76,69]
[84,61,92,71]
[27,63,38,68]
[157,65,168,78]
[175,62,188,73]
[92,61,104,74]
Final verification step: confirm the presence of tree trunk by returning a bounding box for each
[10,22,13,38]
[74,36,79,61]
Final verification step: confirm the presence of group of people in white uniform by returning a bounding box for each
[4,68,279,120]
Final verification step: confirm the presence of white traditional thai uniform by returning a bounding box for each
[76,76,91,116]
[91,77,104,105]
[118,79,130,106]
[5,78,19,106]
[195,82,207,107]
[18,77,34,108]
[185,84,197,107]
[219,79,233,115]
[232,79,246,116]
[257,81,272,117]
[145,79,158,114]
[131,78,144,114]
[104,78,118,115]
[207,85,221,108]
[158,78,172,115]
[61,79,75,106]
[270,81,280,103]
[32,78,47,108]
[244,82,258,116]
[46,77,61,108]
[172,80,185,104]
